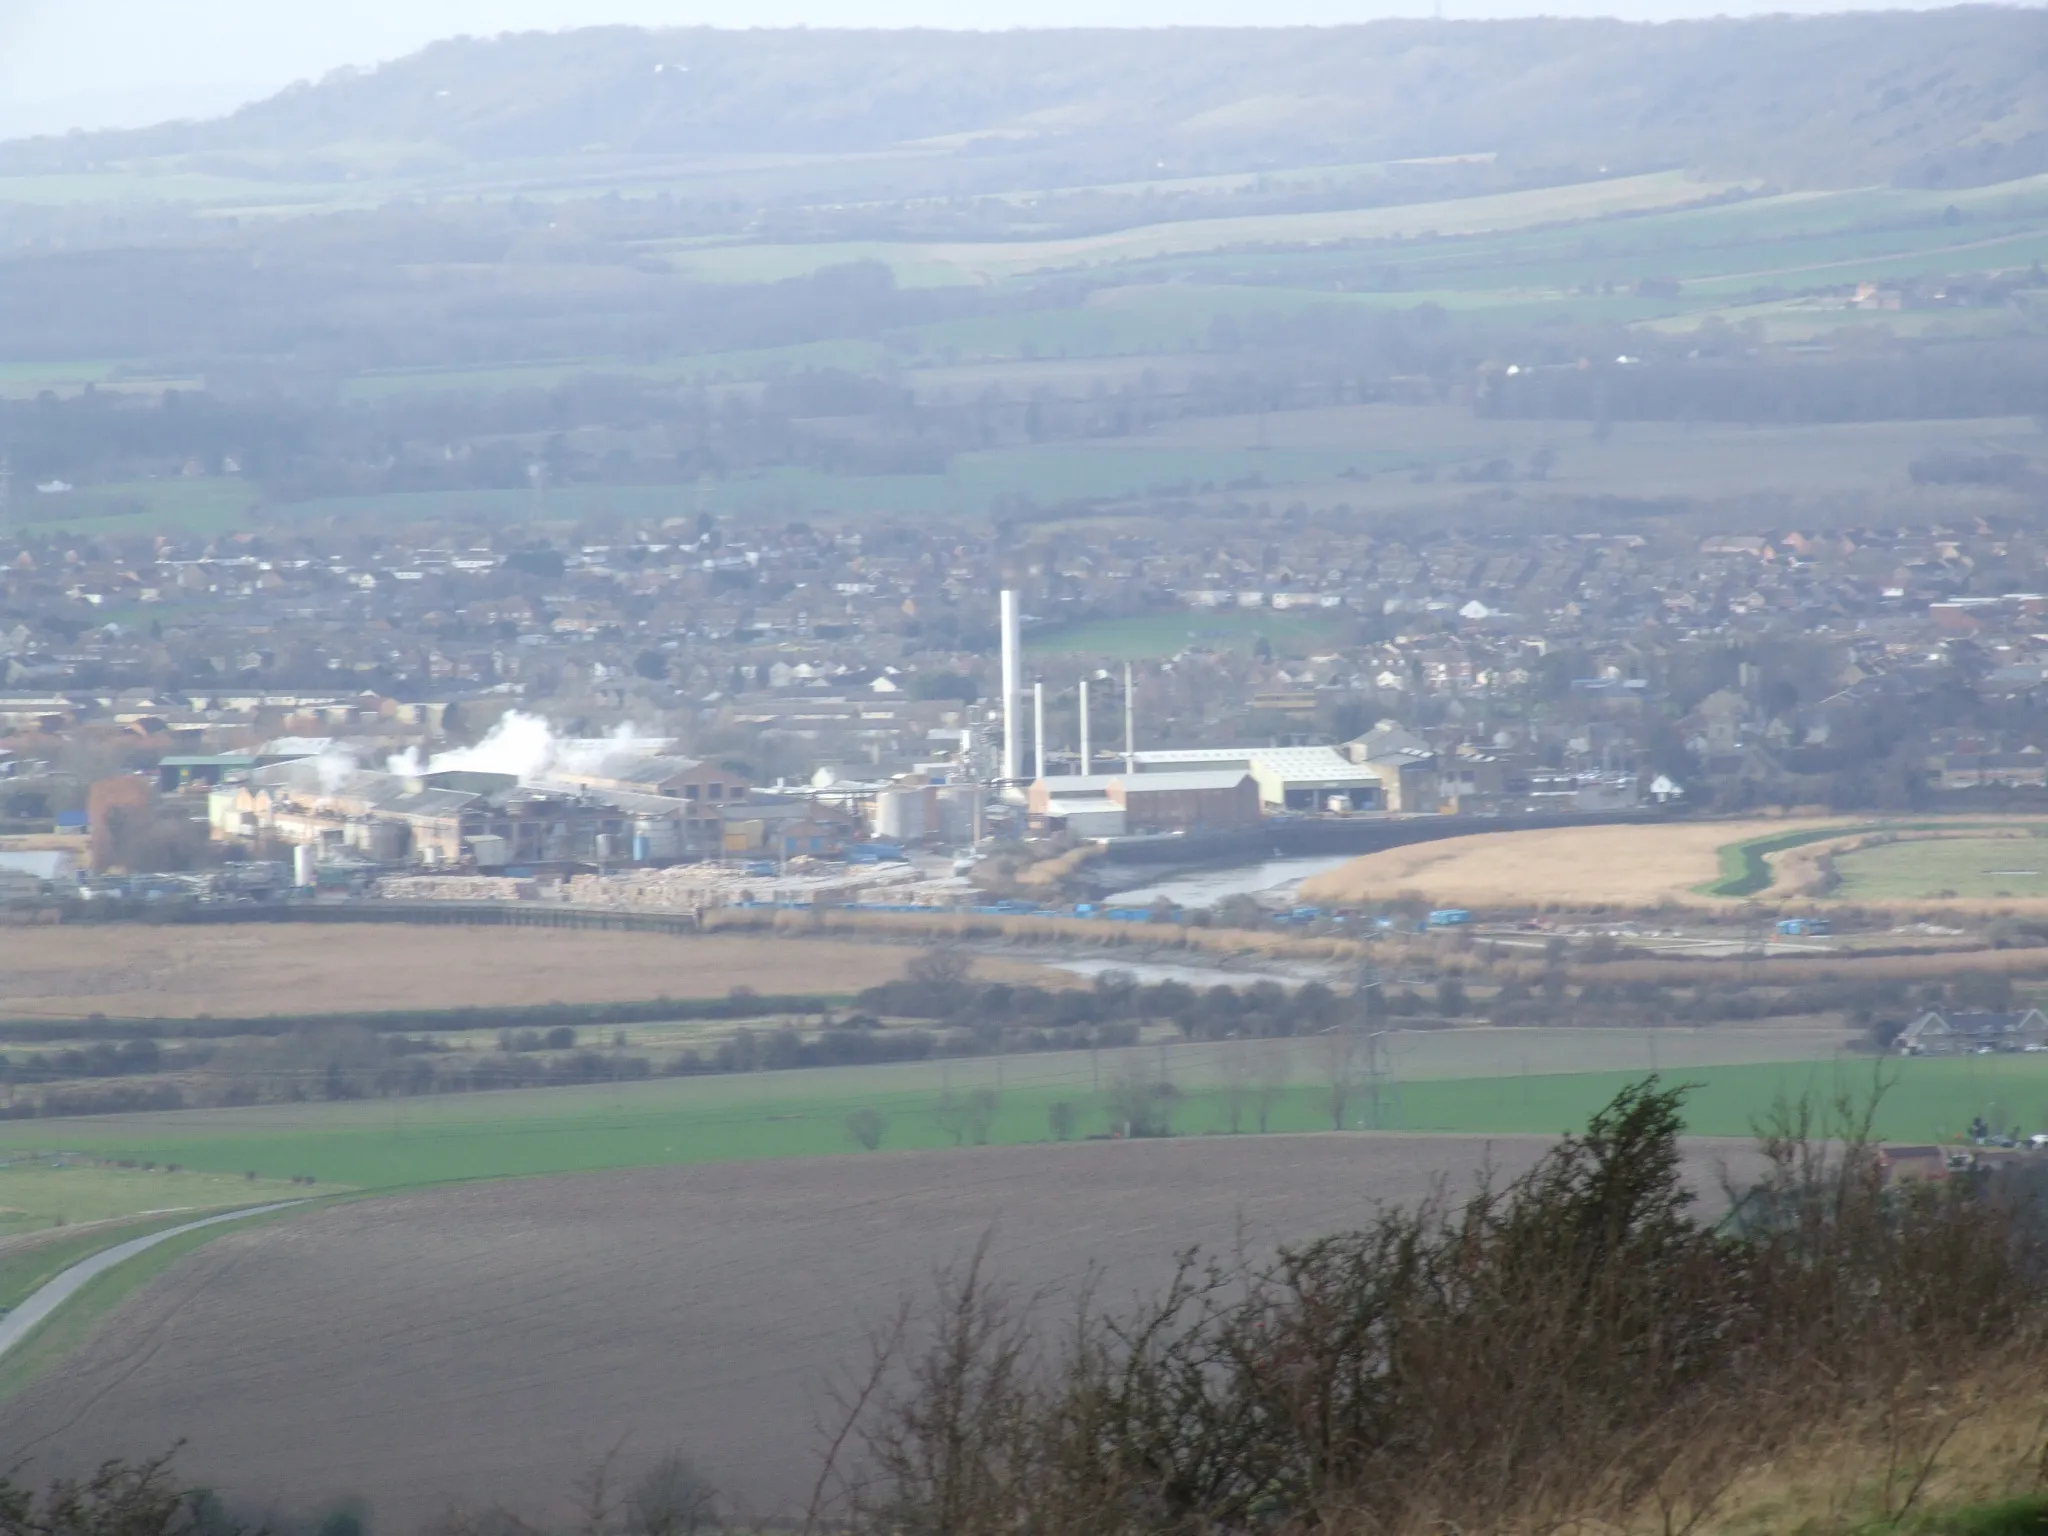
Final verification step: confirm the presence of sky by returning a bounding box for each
[0,0,1944,139]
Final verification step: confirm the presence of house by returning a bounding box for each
[1897,1009,2048,1056]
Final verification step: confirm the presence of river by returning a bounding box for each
[1098,854,1355,911]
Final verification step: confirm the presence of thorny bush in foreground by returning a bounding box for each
[814,1079,2048,1536]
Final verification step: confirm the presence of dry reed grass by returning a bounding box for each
[0,923,1068,1019]
[1299,819,1858,910]
[1686,1367,2048,1536]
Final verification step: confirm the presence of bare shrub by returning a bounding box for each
[1255,1041,1292,1133]
[933,1087,999,1147]
[845,1108,888,1152]
[817,1079,2048,1536]
[1218,1041,1255,1133]
[624,1453,718,1536]
[903,948,976,1013]
[1105,1060,1174,1138]
[0,1454,235,1536]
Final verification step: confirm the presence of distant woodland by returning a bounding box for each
[0,12,2044,532]
[9,14,2046,190]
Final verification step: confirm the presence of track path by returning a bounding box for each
[0,1203,305,1362]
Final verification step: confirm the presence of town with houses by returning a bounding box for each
[1,509,2045,908]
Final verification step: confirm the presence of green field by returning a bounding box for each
[0,1158,308,1234]
[287,440,1448,527]
[340,337,900,402]
[3,476,262,534]
[660,172,1741,286]
[1835,835,2048,901]
[0,163,2040,537]
[1027,609,1347,659]
[1697,821,2039,899]
[3,1053,2042,1197]
[1704,824,1880,898]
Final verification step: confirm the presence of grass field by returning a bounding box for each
[1835,835,2048,902]
[0,1211,217,1308]
[1027,609,1347,659]
[128,409,2048,534]
[283,437,1453,526]
[340,337,898,402]
[0,1158,307,1234]
[1703,823,1906,898]
[0,924,1061,1021]
[1301,817,2048,911]
[660,172,1742,285]
[3,1039,2036,1196]
[2,476,260,534]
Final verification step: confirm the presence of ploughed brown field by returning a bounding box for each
[0,924,1065,1019]
[0,1136,1756,1525]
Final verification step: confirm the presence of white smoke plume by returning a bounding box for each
[387,712,670,782]
[314,750,358,793]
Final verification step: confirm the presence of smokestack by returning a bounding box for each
[1124,662,1136,773]
[1078,678,1091,775]
[1033,681,1046,782]
[999,590,1021,781]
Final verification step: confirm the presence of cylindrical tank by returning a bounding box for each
[874,788,925,841]
[934,784,978,843]
[633,817,681,861]
[292,844,316,888]
[594,832,620,861]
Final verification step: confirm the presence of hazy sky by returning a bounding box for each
[0,0,1939,136]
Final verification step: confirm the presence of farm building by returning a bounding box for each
[1897,1009,2048,1056]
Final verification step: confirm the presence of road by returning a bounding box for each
[0,1202,304,1363]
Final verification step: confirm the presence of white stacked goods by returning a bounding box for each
[376,875,536,902]
[563,861,928,911]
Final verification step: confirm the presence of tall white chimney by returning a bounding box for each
[1123,661,1136,773]
[1033,681,1046,781]
[999,589,1021,782]
[1078,678,1091,775]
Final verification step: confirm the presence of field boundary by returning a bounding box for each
[50,898,1376,963]
[0,990,846,1042]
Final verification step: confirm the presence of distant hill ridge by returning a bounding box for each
[3,10,2045,190]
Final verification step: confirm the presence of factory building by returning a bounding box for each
[1339,722,1440,813]
[211,748,770,871]
[1128,746,1383,814]
[1028,769,1261,835]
